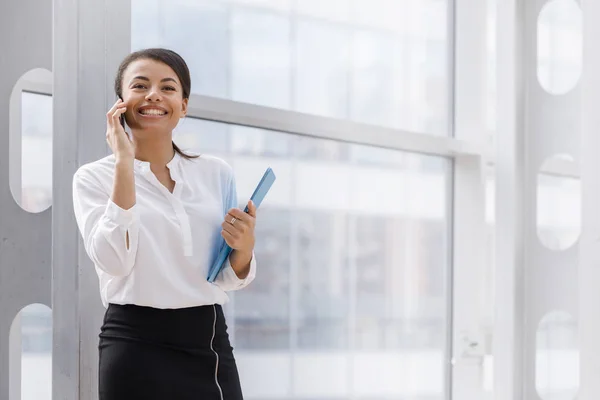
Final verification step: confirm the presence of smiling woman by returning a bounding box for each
[72,48,258,400]
[113,48,197,160]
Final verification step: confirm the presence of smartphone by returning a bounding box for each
[118,96,126,129]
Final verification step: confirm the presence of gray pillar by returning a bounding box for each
[495,0,582,399]
[53,0,131,399]
[0,1,53,400]
[580,1,600,399]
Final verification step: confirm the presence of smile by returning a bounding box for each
[139,109,168,116]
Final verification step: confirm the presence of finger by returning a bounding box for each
[224,213,237,225]
[221,229,237,248]
[228,208,253,222]
[110,108,127,128]
[106,106,125,129]
[225,219,248,237]
[106,99,124,118]
[226,213,251,231]
[112,106,127,120]
[247,200,257,218]
[221,220,240,236]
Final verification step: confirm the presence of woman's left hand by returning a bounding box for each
[221,200,256,254]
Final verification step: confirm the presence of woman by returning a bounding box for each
[72,48,256,400]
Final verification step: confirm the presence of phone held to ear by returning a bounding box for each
[118,97,126,129]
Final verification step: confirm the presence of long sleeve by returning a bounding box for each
[213,168,257,291]
[72,168,140,277]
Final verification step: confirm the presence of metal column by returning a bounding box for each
[53,0,131,398]
[0,1,53,399]
[580,1,600,399]
[495,0,582,399]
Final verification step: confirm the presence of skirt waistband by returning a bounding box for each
[100,303,228,350]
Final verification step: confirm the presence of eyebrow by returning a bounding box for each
[129,76,179,85]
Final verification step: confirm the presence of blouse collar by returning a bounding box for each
[133,150,181,171]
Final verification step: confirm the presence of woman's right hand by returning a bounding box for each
[106,99,135,163]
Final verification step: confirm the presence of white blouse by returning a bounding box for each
[72,151,256,309]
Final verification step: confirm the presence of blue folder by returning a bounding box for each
[207,167,276,282]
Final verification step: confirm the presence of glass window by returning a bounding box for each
[537,0,582,95]
[230,0,292,12]
[537,155,581,251]
[233,207,292,350]
[350,148,449,399]
[173,117,230,156]
[19,91,53,213]
[132,0,450,135]
[350,29,396,127]
[231,126,291,158]
[130,0,164,50]
[535,311,579,400]
[231,8,291,109]
[294,18,351,120]
[164,118,450,399]
[136,0,231,98]
[295,0,351,21]
[16,304,52,400]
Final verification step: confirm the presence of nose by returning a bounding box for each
[145,88,162,102]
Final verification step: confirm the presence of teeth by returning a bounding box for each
[140,109,166,115]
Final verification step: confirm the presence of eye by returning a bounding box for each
[132,84,146,89]
[163,86,176,91]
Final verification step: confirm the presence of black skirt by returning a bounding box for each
[98,303,243,400]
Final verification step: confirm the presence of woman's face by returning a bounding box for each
[120,58,188,135]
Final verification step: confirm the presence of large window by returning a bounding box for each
[134,1,452,398]
[174,120,451,399]
[132,0,449,135]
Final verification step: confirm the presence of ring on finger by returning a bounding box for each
[230,217,237,225]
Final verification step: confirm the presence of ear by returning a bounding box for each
[181,98,188,118]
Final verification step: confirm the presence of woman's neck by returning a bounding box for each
[131,133,175,167]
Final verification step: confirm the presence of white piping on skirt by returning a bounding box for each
[211,305,224,400]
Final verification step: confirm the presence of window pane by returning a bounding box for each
[351,29,396,127]
[136,0,231,98]
[167,118,450,399]
[296,211,350,350]
[132,0,450,135]
[535,311,579,399]
[17,304,52,400]
[21,92,52,212]
[231,8,291,109]
[537,155,581,251]
[130,0,163,49]
[537,0,582,95]
[350,147,448,398]
[234,207,292,350]
[173,117,230,156]
[231,126,291,158]
[294,19,351,120]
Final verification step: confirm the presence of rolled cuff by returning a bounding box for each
[104,199,138,227]
[218,251,257,290]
